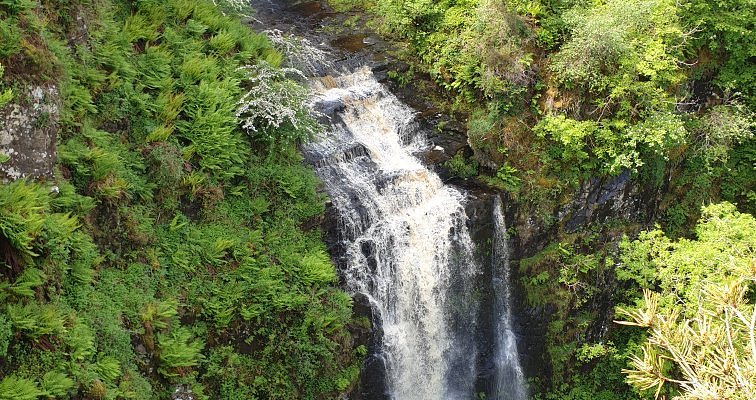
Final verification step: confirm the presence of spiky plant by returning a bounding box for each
[617,282,755,399]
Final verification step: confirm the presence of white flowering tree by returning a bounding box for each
[235,61,320,147]
[211,0,251,17]
[263,29,333,77]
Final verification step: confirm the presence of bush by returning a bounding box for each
[444,153,479,179]
[236,61,319,147]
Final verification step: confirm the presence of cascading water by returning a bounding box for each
[265,18,531,397]
[490,196,528,400]
[306,68,480,399]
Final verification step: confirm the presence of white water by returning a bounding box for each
[491,196,528,400]
[307,68,480,399]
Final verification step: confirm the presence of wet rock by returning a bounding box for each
[463,191,549,393]
[559,170,655,232]
[417,145,446,165]
[333,35,369,52]
[314,97,346,120]
[351,293,389,400]
[171,385,196,400]
[0,84,59,182]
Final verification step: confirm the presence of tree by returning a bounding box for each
[678,0,756,104]
[551,0,684,98]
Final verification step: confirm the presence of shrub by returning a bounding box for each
[236,61,320,147]
[444,153,479,179]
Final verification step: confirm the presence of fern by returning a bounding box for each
[94,356,122,383]
[157,327,205,377]
[298,251,336,285]
[122,12,161,44]
[0,375,43,400]
[64,320,95,361]
[0,314,11,357]
[156,91,185,123]
[0,88,12,108]
[40,371,74,397]
[6,303,67,339]
[179,52,219,83]
[7,267,45,298]
[0,180,49,262]
[141,299,178,330]
[146,124,174,142]
[137,45,175,90]
[208,30,236,54]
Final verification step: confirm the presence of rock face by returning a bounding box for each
[559,171,655,233]
[0,84,59,182]
[463,190,548,394]
[502,170,662,391]
[513,170,660,256]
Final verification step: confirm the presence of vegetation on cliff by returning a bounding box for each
[0,0,361,398]
[349,0,752,221]
[1,0,754,398]
[617,203,755,399]
[329,0,754,398]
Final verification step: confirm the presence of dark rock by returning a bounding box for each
[314,97,346,121]
[416,145,447,165]
[463,191,550,395]
[559,171,647,232]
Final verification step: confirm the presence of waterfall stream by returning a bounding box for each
[491,196,528,400]
[303,62,527,399]
[307,68,479,398]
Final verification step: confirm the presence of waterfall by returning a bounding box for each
[254,10,531,398]
[491,195,528,400]
[306,67,480,399]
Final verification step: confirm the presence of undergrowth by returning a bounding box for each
[0,0,362,398]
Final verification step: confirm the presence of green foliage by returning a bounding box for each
[40,371,75,397]
[0,180,49,261]
[619,202,755,312]
[535,111,686,178]
[535,0,689,180]
[0,375,44,400]
[691,102,754,169]
[616,203,756,399]
[444,152,479,179]
[0,0,362,398]
[0,63,12,107]
[480,163,522,192]
[679,0,756,105]
[551,0,683,94]
[157,328,204,378]
[0,4,26,58]
[0,314,11,357]
[355,0,534,104]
